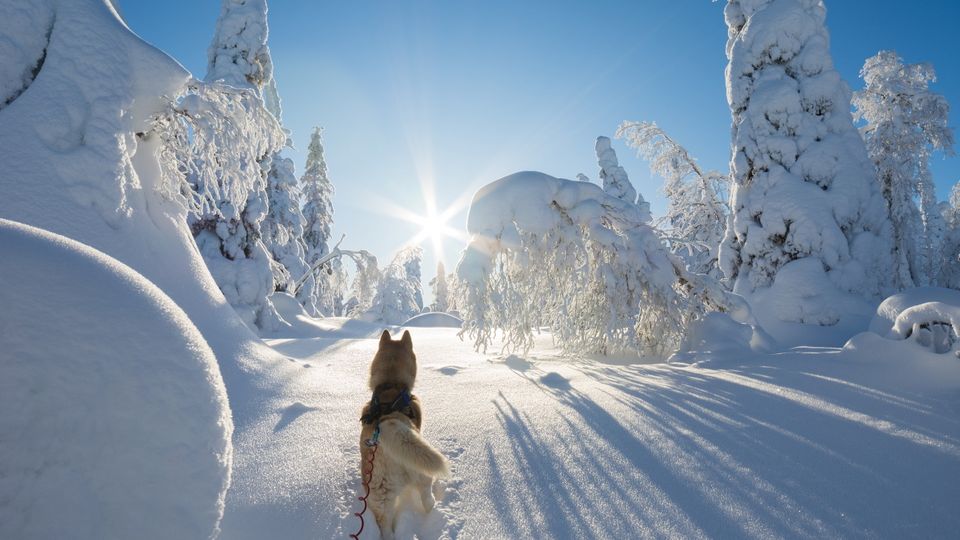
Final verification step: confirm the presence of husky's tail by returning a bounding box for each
[378,418,450,477]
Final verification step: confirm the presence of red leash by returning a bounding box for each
[349,444,378,539]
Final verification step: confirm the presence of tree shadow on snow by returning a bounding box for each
[486,358,960,538]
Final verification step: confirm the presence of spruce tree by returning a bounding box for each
[719,0,894,324]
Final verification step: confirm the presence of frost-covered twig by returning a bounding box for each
[616,121,728,279]
[150,79,285,219]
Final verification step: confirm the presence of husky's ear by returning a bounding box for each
[401,330,413,350]
[379,330,392,347]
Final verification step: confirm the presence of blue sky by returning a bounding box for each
[120,0,960,292]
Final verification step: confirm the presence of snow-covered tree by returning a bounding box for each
[153,81,284,225]
[938,183,960,289]
[206,0,274,91]
[397,246,424,312]
[346,251,380,318]
[262,155,308,292]
[429,261,450,312]
[919,161,948,284]
[366,248,422,324]
[853,50,954,288]
[297,127,336,315]
[214,0,314,309]
[322,258,349,316]
[617,121,729,279]
[456,171,747,357]
[180,0,288,331]
[719,0,894,325]
[595,136,638,204]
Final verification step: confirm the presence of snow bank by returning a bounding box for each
[0,219,232,540]
[0,0,288,404]
[403,312,464,329]
[677,312,775,358]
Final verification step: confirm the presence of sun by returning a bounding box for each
[370,177,472,262]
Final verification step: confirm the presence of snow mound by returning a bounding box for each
[869,287,960,335]
[862,288,960,355]
[677,312,775,359]
[402,312,464,328]
[0,219,233,540]
[891,302,960,354]
[748,258,874,347]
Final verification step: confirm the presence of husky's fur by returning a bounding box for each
[360,330,449,539]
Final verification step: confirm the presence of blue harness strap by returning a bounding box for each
[360,386,414,426]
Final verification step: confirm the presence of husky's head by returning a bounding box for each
[369,329,417,391]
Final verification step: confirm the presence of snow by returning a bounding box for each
[870,287,960,336]
[617,121,729,279]
[595,135,639,205]
[863,287,960,355]
[853,50,955,290]
[0,219,232,540]
[214,324,960,539]
[402,312,464,329]
[0,0,291,411]
[366,246,424,324]
[0,2,52,110]
[299,127,337,317]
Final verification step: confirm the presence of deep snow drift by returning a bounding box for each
[0,219,233,540]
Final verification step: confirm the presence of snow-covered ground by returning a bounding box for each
[219,321,960,539]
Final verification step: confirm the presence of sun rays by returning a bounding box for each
[370,175,472,263]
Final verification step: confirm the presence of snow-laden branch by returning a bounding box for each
[292,234,346,294]
[455,171,748,357]
[150,79,285,220]
[616,121,729,279]
[890,302,960,355]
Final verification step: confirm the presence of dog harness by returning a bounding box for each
[360,383,416,426]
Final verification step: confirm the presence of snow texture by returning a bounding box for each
[206,0,273,92]
[595,135,640,206]
[0,1,52,110]
[719,0,895,324]
[262,154,309,293]
[219,325,960,539]
[871,288,960,335]
[0,219,233,540]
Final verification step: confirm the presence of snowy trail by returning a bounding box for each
[219,326,960,539]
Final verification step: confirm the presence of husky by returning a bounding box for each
[359,330,449,539]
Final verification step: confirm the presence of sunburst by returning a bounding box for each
[372,176,472,263]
